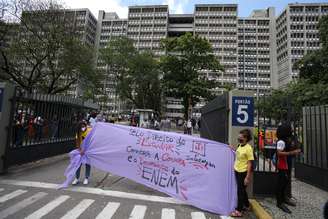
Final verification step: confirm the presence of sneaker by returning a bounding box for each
[285,199,296,207]
[72,178,79,185]
[277,204,292,214]
[83,178,89,185]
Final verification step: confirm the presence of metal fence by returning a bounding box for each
[252,96,304,196]
[295,105,328,191]
[4,89,98,168]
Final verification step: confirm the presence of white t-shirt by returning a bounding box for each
[89,117,96,127]
[277,140,285,151]
[187,121,192,128]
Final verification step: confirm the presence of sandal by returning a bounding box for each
[230,210,243,217]
[243,206,251,211]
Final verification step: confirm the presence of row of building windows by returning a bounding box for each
[129,8,168,13]
[195,15,237,20]
[277,50,288,62]
[290,6,328,13]
[195,6,237,12]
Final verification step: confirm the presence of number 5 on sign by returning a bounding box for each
[237,105,249,124]
[232,96,254,127]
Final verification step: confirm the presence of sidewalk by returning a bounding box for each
[256,177,328,219]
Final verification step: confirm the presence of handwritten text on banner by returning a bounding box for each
[61,123,237,215]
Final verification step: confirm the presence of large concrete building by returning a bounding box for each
[194,4,238,89]
[95,4,277,117]
[95,11,127,112]
[276,3,328,88]
[128,5,168,56]
[11,3,328,117]
[62,9,98,97]
[238,7,277,95]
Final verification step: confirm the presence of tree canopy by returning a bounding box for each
[100,36,162,112]
[160,33,223,119]
[0,0,100,96]
[258,15,328,119]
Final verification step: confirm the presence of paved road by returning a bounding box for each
[0,155,254,219]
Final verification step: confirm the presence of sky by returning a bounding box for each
[62,0,328,18]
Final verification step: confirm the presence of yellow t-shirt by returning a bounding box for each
[81,127,92,140]
[234,143,254,172]
[76,127,92,147]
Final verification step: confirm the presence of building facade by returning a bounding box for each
[238,7,277,95]
[94,2,328,117]
[194,4,238,89]
[95,11,127,113]
[277,3,328,88]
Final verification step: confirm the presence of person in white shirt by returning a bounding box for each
[187,119,192,135]
[89,113,97,127]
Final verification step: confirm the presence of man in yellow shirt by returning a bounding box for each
[72,121,92,185]
[231,129,254,217]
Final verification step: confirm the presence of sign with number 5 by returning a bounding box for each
[232,96,254,127]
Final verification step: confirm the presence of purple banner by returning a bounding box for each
[61,123,237,215]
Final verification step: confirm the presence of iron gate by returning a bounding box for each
[4,87,98,170]
[295,105,328,191]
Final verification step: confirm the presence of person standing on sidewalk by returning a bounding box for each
[324,200,328,219]
[230,129,254,217]
[276,127,301,213]
[72,121,92,185]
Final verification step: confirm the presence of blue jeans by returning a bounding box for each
[75,164,91,179]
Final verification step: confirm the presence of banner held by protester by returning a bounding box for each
[60,122,237,215]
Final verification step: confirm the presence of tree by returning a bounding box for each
[261,14,328,120]
[0,0,99,95]
[100,37,162,111]
[296,15,328,84]
[160,33,223,119]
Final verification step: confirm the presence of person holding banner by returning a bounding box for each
[230,129,254,217]
[72,121,92,185]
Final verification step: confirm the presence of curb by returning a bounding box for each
[250,199,272,219]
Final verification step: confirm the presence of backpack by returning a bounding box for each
[252,152,258,171]
[272,152,277,167]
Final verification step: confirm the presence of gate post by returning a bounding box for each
[0,83,15,174]
[228,90,255,197]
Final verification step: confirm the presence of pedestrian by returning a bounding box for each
[197,119,201,131]
[72,121,92,185]
[34,115,44,141]
[275,125,301,214]
[187,119,192,135]
[324,200,328,219]
[154,120,160,130]
[230,129,254,217]
[89,112,97,127]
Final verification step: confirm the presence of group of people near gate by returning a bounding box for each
[70,116,326,217]
[229,125,301,217]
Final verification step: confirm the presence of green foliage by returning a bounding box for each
[262,15,328,120]
[100,37,162,112]
[256,80,328,121]
[160,33,223,119]
[0,1,99,94]
[319,15,328,49]
[296,15,328,84]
